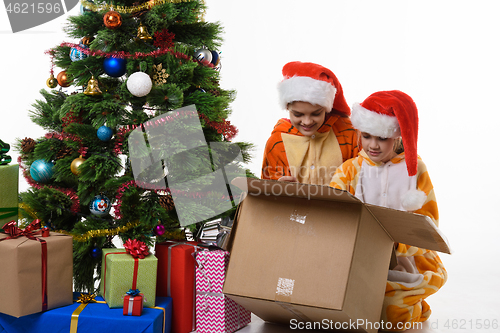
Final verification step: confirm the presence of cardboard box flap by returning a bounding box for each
[231,177,359,204]
[365,204,451,254]
[232,177,451,254]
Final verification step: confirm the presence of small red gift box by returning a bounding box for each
[123,294,144,316]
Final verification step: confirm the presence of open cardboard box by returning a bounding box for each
[223,178,451,333]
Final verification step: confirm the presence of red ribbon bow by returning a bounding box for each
[2,219,42,240]
[124,239,150,259]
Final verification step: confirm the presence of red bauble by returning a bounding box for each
[103,11,122,29]
[56,71,71,87]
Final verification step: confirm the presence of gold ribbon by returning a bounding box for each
[70,294,106,333]
[69,294,167,333]
[148,306,166,333]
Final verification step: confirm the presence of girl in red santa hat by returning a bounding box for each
[261,61,359,185]
[330,90,447,331]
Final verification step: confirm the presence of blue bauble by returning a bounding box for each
[103,57,127,77]
[30,159,55,183]
[90,246,102,258]
[80,0,92,14]
[70,47,88,62]
[211,50,220,66]
[97,125,113,141]
[89,194,111,216]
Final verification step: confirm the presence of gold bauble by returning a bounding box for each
[57,71,72,87]
[80,36,94,46]
[71,156,86,175]
[46,74,58,88]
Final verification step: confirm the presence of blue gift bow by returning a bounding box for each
[126,288,141,296]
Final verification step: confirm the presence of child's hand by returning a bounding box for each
[278,176,298,182]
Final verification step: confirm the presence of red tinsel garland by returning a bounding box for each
[45,132,88,156]
[52,43,213,69]
[113,112,237,154]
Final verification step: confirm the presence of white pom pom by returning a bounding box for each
[127,72,152,97]
[401,189,427,211]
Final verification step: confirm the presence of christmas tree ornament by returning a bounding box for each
[126,72,152,97]
[71,155,86,175]
[211,50,220,66]
[30,159,55,183]
[90,246,102,258]
[70,47,88,61]
[159,193,174,211]
[97,125,113,141]
[136,22,153,41]
[80,0,92,14]
[103,10,122,29]
[194,48,212,65]
[57,71,71,87]
[153,29,175,49]
[153,224,165,236]
[56,146,74,160]
[46,74,58,88]
[84,76,102,96]
[152,63,169,86]
[89,194,111,216]
[103,57,127,77]
[21,137,36,153]
[80,36,94,47]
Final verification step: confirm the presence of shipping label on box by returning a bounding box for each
[0,229,73,318]
[100,248,157,308]
[223,178,451,333]
[195,249,251,333]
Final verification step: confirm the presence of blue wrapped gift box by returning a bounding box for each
[0,293,172,333]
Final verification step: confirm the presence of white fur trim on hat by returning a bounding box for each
[401,189,427,212]
[278,76,337,111]
[351,103,401,138]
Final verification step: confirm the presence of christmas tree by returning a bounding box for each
[16,0,252,293]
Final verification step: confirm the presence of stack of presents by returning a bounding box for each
[0,165,450,333]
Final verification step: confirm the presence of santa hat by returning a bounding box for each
[278,61,350,115]
[351,90,419,177]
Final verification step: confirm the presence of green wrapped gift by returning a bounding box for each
[0,164,19,227]
[100,248,158,308]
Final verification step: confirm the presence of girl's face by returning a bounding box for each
[288,101,326,136]
[360,132,397,163]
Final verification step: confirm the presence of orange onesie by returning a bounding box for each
[261,113,359,185]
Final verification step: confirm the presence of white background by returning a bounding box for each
[1,1,499,332]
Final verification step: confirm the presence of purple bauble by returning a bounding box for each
[154,224,165,236]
